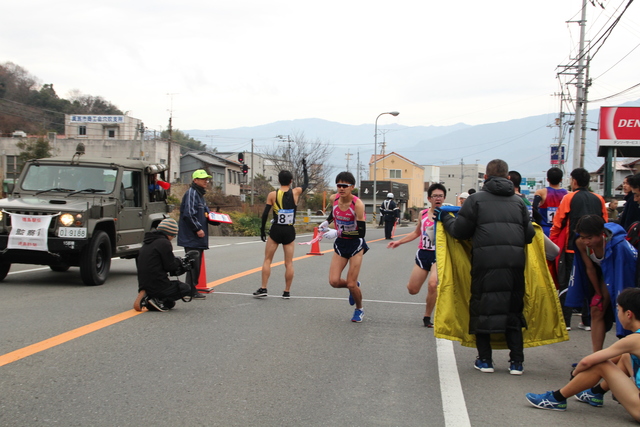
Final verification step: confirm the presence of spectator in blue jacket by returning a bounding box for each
[178,169,216,299]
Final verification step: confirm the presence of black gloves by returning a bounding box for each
[433,208,442,221]
[260,227,266,242]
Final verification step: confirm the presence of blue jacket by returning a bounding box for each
[566,222,637,337]
[177,183,210,249]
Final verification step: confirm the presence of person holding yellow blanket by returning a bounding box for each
[436,160,568,375]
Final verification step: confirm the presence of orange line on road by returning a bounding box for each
[0,310,142,367]
[0,233,407,367]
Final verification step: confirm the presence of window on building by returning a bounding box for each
[108,129,115,138]
[228,170,232,183]
[79,126,86,136]
[390,169,402,179]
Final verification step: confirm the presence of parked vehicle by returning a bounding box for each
[0,144,172,285]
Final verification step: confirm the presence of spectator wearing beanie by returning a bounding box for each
[133,218,190,312]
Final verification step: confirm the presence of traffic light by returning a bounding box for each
[242,164,249,175]
[238,152,244,163]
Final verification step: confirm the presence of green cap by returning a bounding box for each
[192,169,212,180]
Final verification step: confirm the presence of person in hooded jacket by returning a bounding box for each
[438,159,535,375]
[567,214,637,351]
[178,169,218,299]
[133,218,191,312]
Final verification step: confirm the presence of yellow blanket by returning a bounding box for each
[434,221,569,348]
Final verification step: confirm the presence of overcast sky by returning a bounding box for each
[3,0,640,134]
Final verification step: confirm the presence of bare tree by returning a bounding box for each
[262,131,334,193]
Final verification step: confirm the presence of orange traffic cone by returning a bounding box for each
[196,251,214,293]
[307,227,324,256]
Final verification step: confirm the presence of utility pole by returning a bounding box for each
[345,150,352,172]
[250,138,255,206]
[460,158,465,194]
[571,0,588,170]
[166,93,178,184]
[357,149,361,189]
[167,115,172,184]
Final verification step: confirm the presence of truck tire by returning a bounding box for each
[80,231,111,286]
[0,262,10,281]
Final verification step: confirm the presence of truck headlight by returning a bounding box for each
[59,213,74,226]
[0,211,3,222]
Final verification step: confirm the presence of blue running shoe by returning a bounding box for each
[351,308,364,322]
[575,389,604,407]
[509,361,524,375]
[525,391,567,411]
[348,281,361,306]
[474,358,494,373]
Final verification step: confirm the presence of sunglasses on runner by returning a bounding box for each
[336,184,352,188]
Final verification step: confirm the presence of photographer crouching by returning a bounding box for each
[133,218,194,312]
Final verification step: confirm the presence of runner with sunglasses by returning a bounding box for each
[319,172,368,322]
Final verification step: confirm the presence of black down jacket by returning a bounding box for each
[440,177,535,334]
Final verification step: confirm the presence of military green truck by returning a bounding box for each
[0,146,173,286]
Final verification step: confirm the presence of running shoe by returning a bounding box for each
[351,308,364,322]
[146,297,168,312]
[282,291,290,299]
[253,288,267,298]
[509,361,524,375]
[423,316,433,328]
[163,299,176,310]
[578,322,591,331]
[525,391,567,411]
[474,358,494,373]
[348,281,360,306]
[575,389,604,407]
[192,293,206,300]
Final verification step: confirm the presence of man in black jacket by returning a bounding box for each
[380,193,400,239]
[133,218,191,312]
[439,159,535,375]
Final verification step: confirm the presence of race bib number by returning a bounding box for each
[546,207,558,223]
[336,219,357,234]
[276,209,295,225]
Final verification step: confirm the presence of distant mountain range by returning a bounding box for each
[186,100,640,180]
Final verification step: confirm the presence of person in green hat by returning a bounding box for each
[177,169,218,299]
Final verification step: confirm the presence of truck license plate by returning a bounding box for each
[58,227,87,238]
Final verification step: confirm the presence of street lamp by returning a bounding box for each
[373,111,399,223]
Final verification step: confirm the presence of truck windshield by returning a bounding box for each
[21,165,117,194]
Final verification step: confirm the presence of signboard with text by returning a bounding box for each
[550,145,565,165]
[598,106,640,157]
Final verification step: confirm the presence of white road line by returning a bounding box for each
[437,338,471,427]
[211,291,426,305]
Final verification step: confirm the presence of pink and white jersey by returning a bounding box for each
[332,195,363,239]
[419,209,436,251]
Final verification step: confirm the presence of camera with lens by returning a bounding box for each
[174,250,199,276]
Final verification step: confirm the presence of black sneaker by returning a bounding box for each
[253,288,267,298]
[163,299,176,310]
[423,316,433,328]
[147,297,168,312]
[282,291,290,299]
[192,293,206,300]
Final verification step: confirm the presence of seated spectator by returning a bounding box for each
[525,288,640,422]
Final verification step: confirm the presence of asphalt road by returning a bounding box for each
[0,225,633,426]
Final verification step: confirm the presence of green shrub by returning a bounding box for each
[227,211,261,236]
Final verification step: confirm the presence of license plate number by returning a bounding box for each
[58,227,87,238]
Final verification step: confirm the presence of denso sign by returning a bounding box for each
[598,106,640,146]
